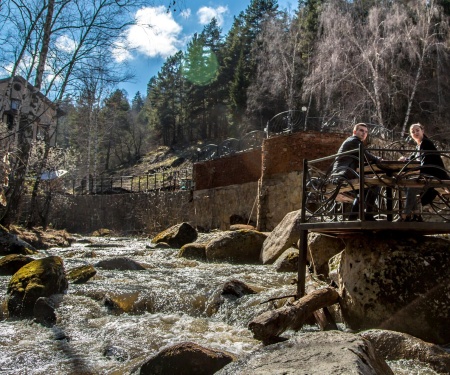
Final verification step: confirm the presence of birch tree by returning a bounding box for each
[303,0,449,133]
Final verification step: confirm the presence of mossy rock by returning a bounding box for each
[179,243,207,261]
[92,228,112,237]
[0,254,34,275]
[152,223,197,248]
[7,256,68,318]
[67,264,97,284]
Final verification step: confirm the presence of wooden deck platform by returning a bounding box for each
[299,220,450,237]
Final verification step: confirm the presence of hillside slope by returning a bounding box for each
[108,145,198,178]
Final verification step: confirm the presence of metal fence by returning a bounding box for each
[265,111,394,141]
[61,168,193,195]
[196,112,396,162]
[196,130,266,161]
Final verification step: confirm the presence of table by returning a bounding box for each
[362,160,420,221]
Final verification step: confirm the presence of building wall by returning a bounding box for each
[193,149,261,190]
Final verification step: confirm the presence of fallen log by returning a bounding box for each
[248,286,339,343]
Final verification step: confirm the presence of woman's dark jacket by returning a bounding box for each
[408,137,449,205]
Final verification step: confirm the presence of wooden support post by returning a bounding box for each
[297,159,309,298]
[298,229,308,298]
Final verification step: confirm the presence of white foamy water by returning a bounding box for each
[0,236,443,374]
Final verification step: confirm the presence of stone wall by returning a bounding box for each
[192,182,259,231]
[49,191,194,235]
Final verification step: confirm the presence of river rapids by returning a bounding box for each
[0,235,442,374]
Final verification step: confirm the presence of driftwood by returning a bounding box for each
[305,274,339,331]
[248,286,339,343]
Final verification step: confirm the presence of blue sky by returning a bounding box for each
[117,0,296,99]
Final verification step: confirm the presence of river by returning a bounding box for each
[0,235,442,374]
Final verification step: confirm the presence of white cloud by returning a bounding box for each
[197,6,228,27]
[55,35,77,53]
[113,6,182,62]
[180,8,191,19]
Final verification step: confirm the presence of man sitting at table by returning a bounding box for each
[331,123,382,221]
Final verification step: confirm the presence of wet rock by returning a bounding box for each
[360,329,450,375]
[308,233,344,278]
[260,210,301,264]
[205,279,259,316]
[9,226,75,249]
[140,341,235,375]
[221,279,258,298]
[153,242,171,249]
[104,291,152,314]
[179,243,207,261]
[7,256,68,318]
[33,294,63,327]
[91,228,112,237]
[67,264,97,284]
[0,254,34,275]
[229,224,255,231]
[216,331,393,375]
[95,257,145,270]
[0,225,37,256]
[152,222,198,248]
[338,233,450,344]
[103,344,130,362]
[205,230,267,264]
[273,247,298,272]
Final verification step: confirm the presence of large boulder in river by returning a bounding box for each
[308,233,344,278]
[337,233,450,344]
[360,329,450,375]
[179,243,207,261]
[0,254,34,275]
[205,230,267,263]
[7,256,68,318]
[272,247,299,273]
[260,210,301,264]
[152,222,198,248]
[216,331,393,374]
[140,341,236,375]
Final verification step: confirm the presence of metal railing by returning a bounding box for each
[265,111,394,141]
[197,130,265,161]
[302,144,450,224]
[59,168,193,195]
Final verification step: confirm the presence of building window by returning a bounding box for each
[10,98,21,111]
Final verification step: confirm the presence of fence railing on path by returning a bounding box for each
[62,168,193,195]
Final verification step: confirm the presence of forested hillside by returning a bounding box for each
[56,0,450,178]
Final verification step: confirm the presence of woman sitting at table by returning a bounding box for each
[397,123,449,222]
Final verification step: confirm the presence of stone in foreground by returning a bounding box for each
[216,331,393,375]
[140,341,235,375]
[7,256,68,318]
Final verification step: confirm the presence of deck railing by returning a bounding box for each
[302,144,450,224]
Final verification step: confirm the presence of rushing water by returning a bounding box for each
[0,235,443,374]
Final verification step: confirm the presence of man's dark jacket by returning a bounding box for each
[331,135,379,179]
